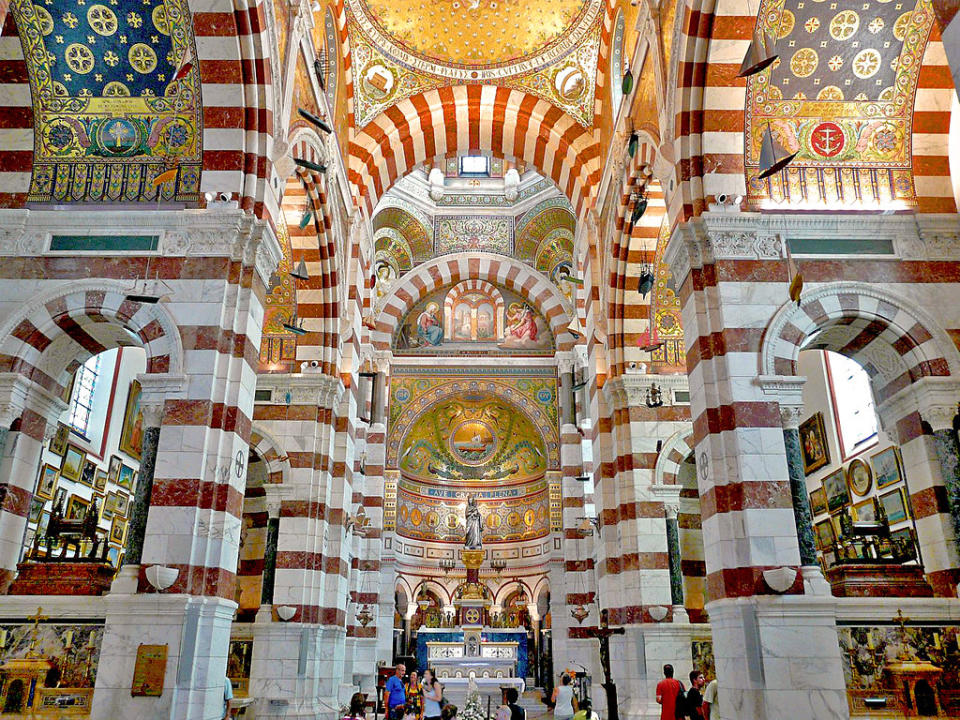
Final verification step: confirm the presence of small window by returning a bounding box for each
[459,155,489,176]
[826,351,878,458]
[68,355,101,436]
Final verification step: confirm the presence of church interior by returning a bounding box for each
[1,0,960,718]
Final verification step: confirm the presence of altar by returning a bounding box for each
[417,628,528,679]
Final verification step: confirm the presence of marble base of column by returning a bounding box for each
[801,565,832,596]
[108,564,139,594]
[706,597,848,720]
[92,593,236,720]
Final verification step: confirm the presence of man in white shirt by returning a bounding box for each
[702,678,718,720]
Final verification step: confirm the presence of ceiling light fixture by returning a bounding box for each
[293,157,327,174]
[282,316,308,336]
[738,23,778,77]
[621,67,634,96]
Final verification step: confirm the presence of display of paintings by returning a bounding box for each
[65,495,90,521]
[799,412,830,475]
[814,519,835,550]
[822,469,850,512]
[36,463,59,501]
[871,446,903,490]
[54,487,67,511]
[890,527,915,551]
[28,497,44,523]
[79,459,97,487]
[809,487,827,516]
[108,455,122,485]
[119,380,144,460]
[107,545,123,568]
[110,516,126,545]
[60,445,86,481]
[113,492,129,518]
[49,422,70,456]
[393,281,555,355]
[117,464,135,492]
[879,487,909,524]
[94,469,108,492]
[101,493,115,522]
[852,498,878,523]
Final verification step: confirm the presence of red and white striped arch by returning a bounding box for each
[249,425,292,485]
[653,427,697,487]
[348,86,601,219]
[442,279,505,337]
[760,282,959,405]
[0,280,183,396]
[369,253,574,351]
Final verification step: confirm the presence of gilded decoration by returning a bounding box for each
[388,367,559,471]
[434,215,513,256]
[12,0,202,202]
[345,0,602,126]
[393,281,555,355]
[649,218,685,369]
[259,220,298,369]
[746,0,934,208]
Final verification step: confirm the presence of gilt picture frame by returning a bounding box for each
[799,412,830,475]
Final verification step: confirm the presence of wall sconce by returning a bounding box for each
[575,516,601,538]
[144,565,179,592]
[346,506,373,537]
[276,605,297,621]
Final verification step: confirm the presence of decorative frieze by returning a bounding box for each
[255,373,345,410]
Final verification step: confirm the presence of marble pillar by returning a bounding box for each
[665,504,684,606]
[782,426,818,566]
[932,428,960,552]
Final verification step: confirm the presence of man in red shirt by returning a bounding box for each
[655,664,683,720]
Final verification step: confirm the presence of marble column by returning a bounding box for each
[664,502,684,607]
[779,407,818,567]
[121,401,163,567]
[260,515,280,607]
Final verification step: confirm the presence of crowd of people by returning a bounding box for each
[346,662,717,720]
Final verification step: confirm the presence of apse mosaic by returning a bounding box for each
[388,367,559,471]
[396,481,550,543]
[0,621,104,715]
[11,0,202,202]
[746,0,935,207]
[393,281,555,355]
[396,394,548,483]
[345,0,602,126]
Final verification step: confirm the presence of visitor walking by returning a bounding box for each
[685,671,705,720]
[385,663,407,720]
[422,668,444,720]
[551,674,576,720]
[655,665,682,720]
[702,676,718,720]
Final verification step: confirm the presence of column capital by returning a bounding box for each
[556,352,576,375]
[22,384,69,435]
[878,376,960,433]
[263,484,291,518]
[756,375,808,429]
[0,373,33,428]
[650,483,682,514]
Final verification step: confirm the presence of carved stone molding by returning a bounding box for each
[256,373,345,410]
[604,373,690,411]
[878,376,960,434]
[650,483,682,512]
[0,373,33,427]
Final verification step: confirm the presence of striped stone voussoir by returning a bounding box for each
[249,426,292,485]
[348,86,601,219]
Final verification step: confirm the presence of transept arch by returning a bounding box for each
[249,425,292,485]
[347,86,601,219]
[370,253,574,351]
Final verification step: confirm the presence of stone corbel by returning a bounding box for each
[0,374,33,429]
[22,383,69,434]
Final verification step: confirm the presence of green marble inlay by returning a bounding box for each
[50,235,159,252]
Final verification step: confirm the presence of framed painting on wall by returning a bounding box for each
[822,469,850,512]
[119,380,143,461]
[102,492,117,521]
[60,445,86,482]
[871,446,903,490]
[28,497,44,524]
[79,460,97,487]
[809,487,827,516]
[117,464,135,492]
[852,498,878,523]
[108,455,122,485]
[35,464,58,501]
[110,516,126,545]
[799,412,830,475]
[49,422,70,456]
[814,519,835,550]
[94,469,108,492]
[113,492,129,518]
[65,495,90,521]
[879,488,909,524]
[846,458,872,497]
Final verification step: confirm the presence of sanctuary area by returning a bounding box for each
[1,1,960,719]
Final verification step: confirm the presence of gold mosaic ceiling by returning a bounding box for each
[356,0,592,68]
